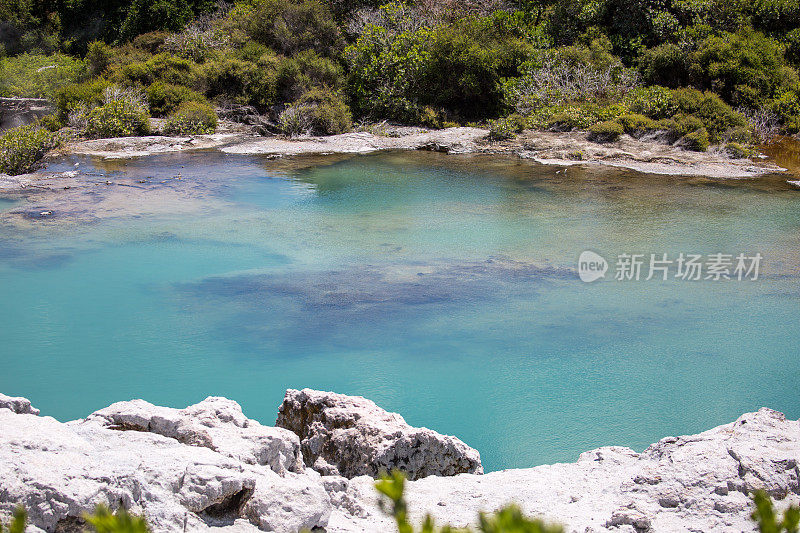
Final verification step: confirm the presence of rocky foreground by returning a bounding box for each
[1,390,798,532]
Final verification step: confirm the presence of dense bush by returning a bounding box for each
[110,53,200,88]
[232,0,343,56]
[488,113,527,140]
[276,50,344,102]
[146,81,206,117]
[692,29,799,108]
[588,120,623,143]
[624,86,677,119]
[86,41,112,76]
[680,127,710,152]
[0,125,61,175]
[53,78,112,123]
[163,100,217,134]
[616,114,657,137]
[278,88,351,135]
[202,54,279,109]
[86,88,150,138]
[0,53,86,98]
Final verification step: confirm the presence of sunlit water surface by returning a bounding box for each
[1,150,799,471]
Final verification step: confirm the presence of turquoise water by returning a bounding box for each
[1,150,799,471]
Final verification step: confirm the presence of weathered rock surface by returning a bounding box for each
[0,391,798,533]
[0,392,40,415]
[276,388,483,480]
[83,396,303,474]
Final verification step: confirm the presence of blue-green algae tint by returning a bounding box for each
[1,150,799,471]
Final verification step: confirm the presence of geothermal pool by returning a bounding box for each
[1,150,799,471]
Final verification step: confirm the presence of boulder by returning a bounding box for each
[0,403,329,532]
[82,396,303,475]
[276,388,483,479]
[0,393,39,415]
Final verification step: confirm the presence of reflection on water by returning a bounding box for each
[0,149,799,471]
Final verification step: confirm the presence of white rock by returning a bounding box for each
[0,403,328,532]
[276,388,483,480]
[83,396,303,475]
[1,391,798,533]
[327,408,800,533]
[0,393,39,415]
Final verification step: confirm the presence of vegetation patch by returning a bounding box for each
[0,125,61,175]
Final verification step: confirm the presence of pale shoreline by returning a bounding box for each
[34,124,791,181]
[1,389,798,532]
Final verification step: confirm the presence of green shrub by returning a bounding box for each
[279,88,352,136]
[751,490,800,533]
[616,114,658,137]
[37,114,64,132]
[84,505,150,533]
[681,127,710,152]
[86,89,150,138]
[673,89,747,143]
[164,101,217,135]
[132,32,171,54]
[0,125,61,175]
[625,86,677,119]
[146,81,205,117]
[1,503,149,533]
[0,53,87,98]
[203,55,279,109]
[53,79,111,122]
[588,120,624,143]
[376,470,562,533]
[488,114,527,140]
[657,114,705,141]
[639,44,691,88]
[87,41,112,76]
[0,506,26,533]
[692,29,799,108]
[276,50,344,102]
[113,53,199,88]
[232,0,343,56]
[725,142,755,159]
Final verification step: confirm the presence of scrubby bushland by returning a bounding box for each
[164,100,217,134]
[346,5,535,122]
[0,53,86,98]
[146,81,206,117]
[4,0,800,151]
[588,120,623,143]
[279,88,351,136]
[231,0,343,56]
[85,87,150,138]
[0,125,61,175]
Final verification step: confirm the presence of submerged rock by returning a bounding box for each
[0,391,798,533]
[276,388,482,479]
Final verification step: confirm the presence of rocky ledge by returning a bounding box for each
[1,389,798,533]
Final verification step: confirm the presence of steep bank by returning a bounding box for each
[1,389,798,532]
